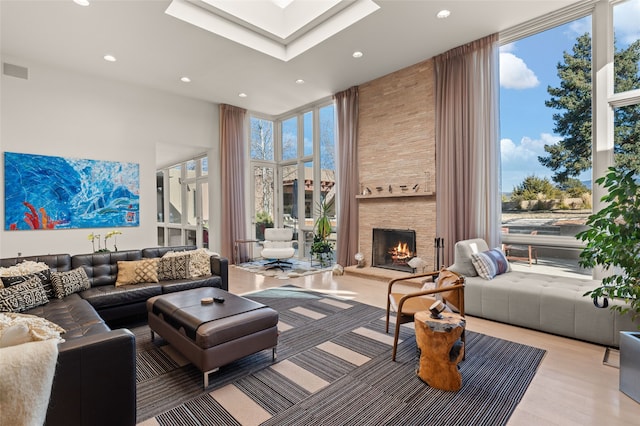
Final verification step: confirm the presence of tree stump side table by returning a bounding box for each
[414,311,466,391]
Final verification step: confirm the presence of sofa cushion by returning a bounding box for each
[115,259,159,286]
[72,250,142,288]
[158,254,191,280]
[51,267,91,299]
[79,282,162,310]
[23,294,110,339]
[160,275,223,294]
[448,238,490,277]
[2,269,55,299]
[471,248,510,280]
[0,276,49,313]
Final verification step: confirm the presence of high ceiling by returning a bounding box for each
[1,0,584,116]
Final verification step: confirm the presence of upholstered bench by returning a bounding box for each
[147,287,278,387]
[448,238,640,347]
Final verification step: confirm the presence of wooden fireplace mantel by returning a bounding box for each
[356,191,435,200]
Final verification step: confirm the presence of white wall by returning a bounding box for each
[0,58,219,258]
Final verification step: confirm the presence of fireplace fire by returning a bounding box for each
[372,228,416,273]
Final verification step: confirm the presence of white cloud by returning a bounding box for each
[614,1,640,45]
[501,134,562,191]
[568,17,591,38]
[500,43,516,53]
[499,52,540,89]
[501,133,561,169]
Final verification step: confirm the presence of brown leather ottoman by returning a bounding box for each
[147,287,278,387]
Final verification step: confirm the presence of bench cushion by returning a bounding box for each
[464,271,638,346]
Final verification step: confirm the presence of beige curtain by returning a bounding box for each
[435,34,501,265]
[220,104,247,263]
[334,86,359,267]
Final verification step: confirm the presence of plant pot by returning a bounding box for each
[620,331,640,403]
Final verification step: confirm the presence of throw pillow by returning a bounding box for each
[0,276,49,313]
[115,259,159,286]
[188,248,211,277]
[163,249,211,278]
[0,312,65,347]
[1,269,55,299]
[471,248,510,280]
[0,260,49,278]
[158,254,191,280]
[51,267,91,299]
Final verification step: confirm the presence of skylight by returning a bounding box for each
[165,0,380,61]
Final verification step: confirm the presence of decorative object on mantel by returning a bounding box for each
[424,171,431,192]
[413,183,420,192]
[355,252,365,268]
[88,230,122,252]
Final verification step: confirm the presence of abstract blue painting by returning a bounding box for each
[4,152,139,230]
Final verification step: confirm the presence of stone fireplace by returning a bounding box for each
[349,57,437,279]
[372,228,416,273]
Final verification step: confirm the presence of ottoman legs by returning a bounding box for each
[202,346,277,388]
[203,368,220,388]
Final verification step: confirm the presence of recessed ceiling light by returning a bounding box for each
[352,51,363,58]
[295,79,305,84]
[180,76,191,83]
[74,0,90,6]
[103,54,116,62]
[238,93,247,98]
[436,10,451,19]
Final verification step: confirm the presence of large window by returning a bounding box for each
[499,0,640,277]
[249,101,336,260]
[157,156,209,248]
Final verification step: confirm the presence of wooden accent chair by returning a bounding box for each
[385,269,465,361]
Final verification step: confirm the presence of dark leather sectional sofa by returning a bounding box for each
[0,245,228,426]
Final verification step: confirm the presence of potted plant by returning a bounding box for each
[310,200,333,266]
[576,165,640,403]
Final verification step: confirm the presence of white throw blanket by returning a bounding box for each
[0,340,59,426]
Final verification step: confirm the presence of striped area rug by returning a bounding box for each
[135,286,545,426]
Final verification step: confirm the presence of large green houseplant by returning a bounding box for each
[576,166,640,320]
[310,200,333,265]
[577,165,640,404]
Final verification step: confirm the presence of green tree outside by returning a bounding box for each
[539,34,640,184]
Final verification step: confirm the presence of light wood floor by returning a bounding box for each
[229,265,640,426]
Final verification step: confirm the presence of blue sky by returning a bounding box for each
[499,0,640,193]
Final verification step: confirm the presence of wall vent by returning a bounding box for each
[3,63,29,80]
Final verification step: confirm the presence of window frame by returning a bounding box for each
[498,0,639,278]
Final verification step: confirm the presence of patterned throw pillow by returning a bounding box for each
[115,259,159,287]
[188,248,211,277]
[0,276,49,313]
[163,249,211,278]
[51,267,91,299]
[471,248,510,280]
[158,254,191,280]
[1,270,55,299]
